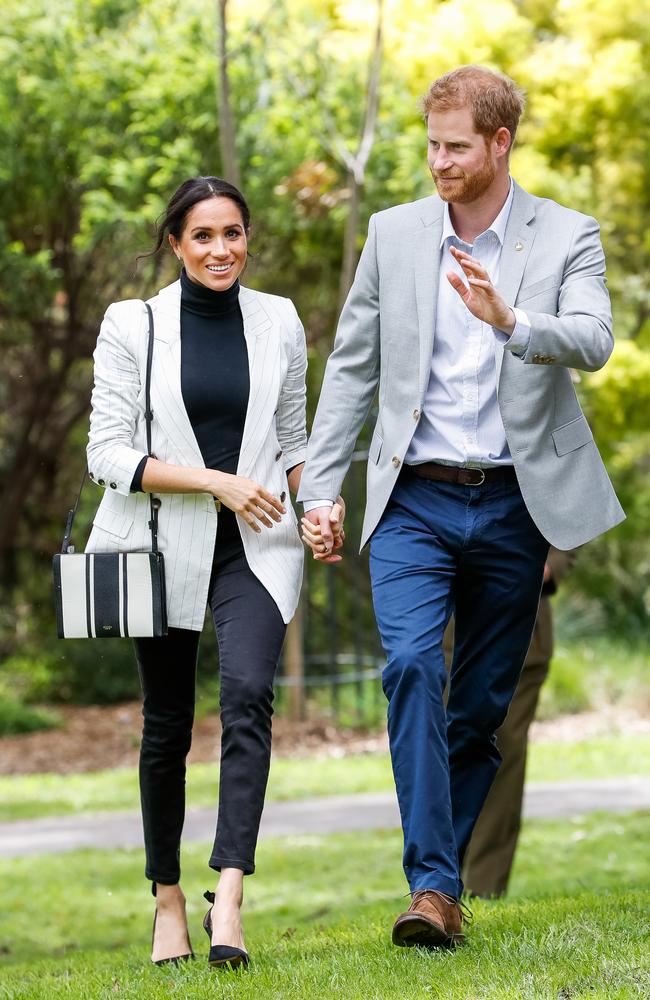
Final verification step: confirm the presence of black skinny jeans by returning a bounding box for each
[133,512,286,884]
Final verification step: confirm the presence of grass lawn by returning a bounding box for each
[1,733,649,823]
[1,811,648,998]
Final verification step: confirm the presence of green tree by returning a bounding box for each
[1,0,648,707]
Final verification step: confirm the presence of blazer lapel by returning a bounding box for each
[413,199,444,400]
[237,286,280,476]
[149,281,205,466]
[494,183,537,382]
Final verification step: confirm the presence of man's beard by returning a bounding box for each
[434,153,496,204]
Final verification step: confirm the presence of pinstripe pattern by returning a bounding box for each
[86,281,307,628]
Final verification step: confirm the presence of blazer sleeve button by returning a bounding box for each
[89,472,95,480]
[109,482,117,489]
[98,478,105,486]
[392,456,401,468]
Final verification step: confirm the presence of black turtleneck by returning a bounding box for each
[178,268,249,473]
[131,270,249,492]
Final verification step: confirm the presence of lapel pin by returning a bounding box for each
[515,241,524,251]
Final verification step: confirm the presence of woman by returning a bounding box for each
[85,176,343,969]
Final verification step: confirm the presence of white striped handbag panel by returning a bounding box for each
[53,553,166,638]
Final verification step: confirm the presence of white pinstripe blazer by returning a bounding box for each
[85,280,307,628]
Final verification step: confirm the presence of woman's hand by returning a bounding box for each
[137,459,286,533]
[209,471,286,533]
[301,496,346,562]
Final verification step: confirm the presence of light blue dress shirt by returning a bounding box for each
[405,180,530,469]
[305,181,531,509]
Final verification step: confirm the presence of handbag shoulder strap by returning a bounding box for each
[62,301,158,554]
[143,303,160,554]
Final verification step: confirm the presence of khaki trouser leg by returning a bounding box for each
[460,658,549,897]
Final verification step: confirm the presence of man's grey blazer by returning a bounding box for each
[298,181,624,550]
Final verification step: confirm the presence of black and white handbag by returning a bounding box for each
[53,303,168,639]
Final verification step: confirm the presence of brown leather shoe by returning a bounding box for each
[392,890,465,949]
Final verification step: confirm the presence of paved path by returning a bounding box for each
[1,777,648,859]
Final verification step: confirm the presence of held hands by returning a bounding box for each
[209,471,285,533]
[301,497,346,563]
[447,246,516,335]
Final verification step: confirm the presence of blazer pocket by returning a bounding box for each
[517,275,560,303]
[368,431,383,465]
[552,415,593,457]
[92,504,136,539]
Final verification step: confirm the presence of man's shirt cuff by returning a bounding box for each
[502,307,531,358]
[303,499,334,513]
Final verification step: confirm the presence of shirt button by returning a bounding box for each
[109,482,117,490]
[392,456,401,469]
[413,409,420,421]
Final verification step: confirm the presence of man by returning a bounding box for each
[444,547,576,898]
[299,65,623,948]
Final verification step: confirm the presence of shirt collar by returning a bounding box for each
[440,177,514,249]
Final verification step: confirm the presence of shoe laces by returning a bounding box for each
[459,898,474,925]
[408,889,472,924]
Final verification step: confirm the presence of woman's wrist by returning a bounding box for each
[202,468,228,498]
[287,462,304,496]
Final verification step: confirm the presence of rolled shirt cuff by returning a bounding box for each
[303,499,334,513]
[130,455,149,493]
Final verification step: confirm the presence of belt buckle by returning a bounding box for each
[468,468,486,486]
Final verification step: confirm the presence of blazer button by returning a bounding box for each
[413,409,420,421]
[98,478,105,486]
[280,491,286,503]
[275,450,283,461]
[109,482,117,490]
[392,456,401,469]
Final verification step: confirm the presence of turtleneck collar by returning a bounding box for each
[180,268,241,317]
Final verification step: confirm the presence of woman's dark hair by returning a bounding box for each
[137,176,251,262]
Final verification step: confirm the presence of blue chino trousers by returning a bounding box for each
[369,469,549,899]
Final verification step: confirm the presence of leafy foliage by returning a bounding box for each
[1,0,648,704]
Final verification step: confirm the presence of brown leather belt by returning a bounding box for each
[405,462,518,487]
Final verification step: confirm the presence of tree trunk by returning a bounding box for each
[216,0,241,187]
[337,169,362,313]
[336,0,383,312]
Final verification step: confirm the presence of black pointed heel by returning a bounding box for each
[151,883,195,967]
[203,890,249,970]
